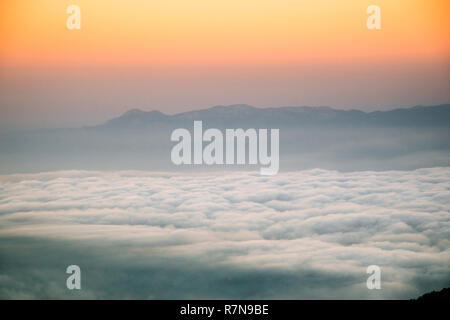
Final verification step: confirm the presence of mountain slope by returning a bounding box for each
[1,104,449,173]
[96,104,450,129]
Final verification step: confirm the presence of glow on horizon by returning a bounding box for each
[1,0,449,67]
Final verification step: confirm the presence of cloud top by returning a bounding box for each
[0,168,449,299]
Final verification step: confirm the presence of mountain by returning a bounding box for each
[415,287,450,301]
[0,104,449,173]
[102,109,172,129]
[95,104,450,130]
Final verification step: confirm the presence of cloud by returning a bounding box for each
[0,168,449,299]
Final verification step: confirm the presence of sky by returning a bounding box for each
[0,0,449,129]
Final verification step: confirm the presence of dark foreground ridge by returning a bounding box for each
[415,287,450,301]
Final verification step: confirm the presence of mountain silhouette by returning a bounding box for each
[97,104,450,130]
[1,103,449,173]
[415,287,450,301]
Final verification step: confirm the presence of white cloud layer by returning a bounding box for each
[0,168,449,299]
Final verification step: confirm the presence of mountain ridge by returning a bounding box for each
[99,103,450,129]
[2,104,450,173]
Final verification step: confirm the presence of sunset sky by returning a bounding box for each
[0,0,449,129]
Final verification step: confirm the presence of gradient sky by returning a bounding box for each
[1,0,449,129]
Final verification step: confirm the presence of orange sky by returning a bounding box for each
[0,0,449,129]
[1,0,449,67]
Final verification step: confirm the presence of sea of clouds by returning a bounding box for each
[0,168,449,299]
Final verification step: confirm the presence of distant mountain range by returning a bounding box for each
[98,104,450,130]
[0,103,449,173]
